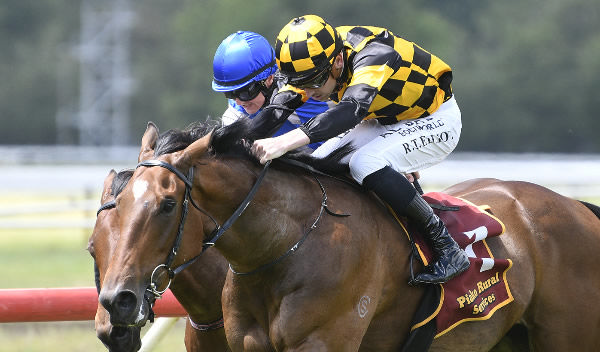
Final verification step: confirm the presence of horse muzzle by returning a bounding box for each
[99,288,150,328]
[97,324,142,352]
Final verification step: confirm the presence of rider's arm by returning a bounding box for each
[248,90,305,138]
[298,91,372,142]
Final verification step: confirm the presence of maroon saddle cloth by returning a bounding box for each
[402,192,514,338]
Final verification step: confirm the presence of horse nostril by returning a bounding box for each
[114,290,137,314]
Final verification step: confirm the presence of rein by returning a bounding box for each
[229,172,349,276]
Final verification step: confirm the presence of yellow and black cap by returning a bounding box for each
[275,15,342,87]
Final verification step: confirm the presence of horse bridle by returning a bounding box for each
[135,158,272,299]
[94,197,226,329]
[92,159,269,324]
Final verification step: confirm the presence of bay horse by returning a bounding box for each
[88,146,230,350]
[99,119,600,351]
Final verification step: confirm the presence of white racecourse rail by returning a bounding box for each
[0,146,599,229]
[0,146,597,195]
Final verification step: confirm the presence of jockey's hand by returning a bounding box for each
[252,138,288,164]
[404,172,420,183]
[252,129,310,164]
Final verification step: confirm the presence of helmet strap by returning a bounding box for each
[334,50,348,93]
[260,79,276,108]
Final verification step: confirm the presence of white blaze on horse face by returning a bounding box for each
[133,180,149,201]
[134,303,146,325]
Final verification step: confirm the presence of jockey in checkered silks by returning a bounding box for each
[250,14,469,285]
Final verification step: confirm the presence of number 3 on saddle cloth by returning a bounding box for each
[399,192,514,350]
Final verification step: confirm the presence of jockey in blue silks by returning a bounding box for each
[212,30,332,150]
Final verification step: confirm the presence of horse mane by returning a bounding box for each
[143,119,352,176]
[210,118,353,175]
[155,121,219,156]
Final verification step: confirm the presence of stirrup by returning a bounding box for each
[409,250,470,285]
[416,256,470,285]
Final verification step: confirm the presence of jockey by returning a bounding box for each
[212,30,331,150]
[250,15,469,284]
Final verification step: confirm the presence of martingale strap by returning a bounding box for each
[188,316,225,331]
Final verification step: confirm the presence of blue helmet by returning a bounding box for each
[212,31,277,92]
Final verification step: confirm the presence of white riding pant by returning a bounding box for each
[311,96,462,184]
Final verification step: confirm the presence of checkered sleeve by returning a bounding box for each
[300,98,363,143]
[350,41,403,92]
[248,90,305,138]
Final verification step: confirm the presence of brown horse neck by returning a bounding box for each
[169,249,227,322]
[197,159,325,275]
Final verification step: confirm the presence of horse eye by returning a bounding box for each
[160,199,177,214]
[87,243,96,259]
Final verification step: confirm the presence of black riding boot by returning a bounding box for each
[404,194,470,284]
[362,166,470,285]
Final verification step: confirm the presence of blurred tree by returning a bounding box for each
[0,0,79,144]
[0,0,598,153]
[452,0,600,152]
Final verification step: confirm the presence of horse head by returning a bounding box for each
[98,121,219,328]
[88,169,142,352]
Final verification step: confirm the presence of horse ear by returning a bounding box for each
[139,122,159,162]
[101,169,117,204]
[179,131,213,166]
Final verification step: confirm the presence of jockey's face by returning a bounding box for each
[235,93,265,115]
[303,74,336,102]
[234,75,273,115]
[302,53,343,102]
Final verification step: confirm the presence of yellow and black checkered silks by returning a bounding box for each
[275,15,341,79]
[334,25,452,121]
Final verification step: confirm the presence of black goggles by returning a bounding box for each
[224,81,264,101]
[289,65,332,89]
